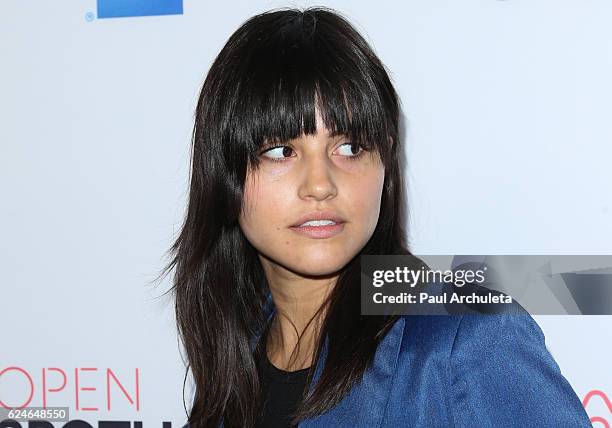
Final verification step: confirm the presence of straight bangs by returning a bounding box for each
[219,8,399,171]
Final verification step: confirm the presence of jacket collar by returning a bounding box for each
[249,290,407,427]
[248,290,276,352]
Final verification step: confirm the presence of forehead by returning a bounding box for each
[310,106,348,138]
[267,106,346,144]
[314,107,327,134]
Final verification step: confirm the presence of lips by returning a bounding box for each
[289,222,345,239]
[290,210,347,228]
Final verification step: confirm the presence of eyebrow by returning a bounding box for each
[296,132,349,143]
[263,130,349,146]
[328,130,349,137]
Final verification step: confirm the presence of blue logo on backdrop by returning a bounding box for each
[97,0,183,19]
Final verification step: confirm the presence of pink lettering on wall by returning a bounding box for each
[0,366,140,412]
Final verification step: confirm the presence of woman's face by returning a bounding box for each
[239,109,386,278]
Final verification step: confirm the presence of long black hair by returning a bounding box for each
[157,6,413,427]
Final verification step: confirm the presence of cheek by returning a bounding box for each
[239,173,287,239]
[350,167,385,229]
[239,174,263,238]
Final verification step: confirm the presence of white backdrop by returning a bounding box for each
[1,0,610,426]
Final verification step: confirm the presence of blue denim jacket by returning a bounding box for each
[187,291,592,427]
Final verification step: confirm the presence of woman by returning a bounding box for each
[162,7,592,428]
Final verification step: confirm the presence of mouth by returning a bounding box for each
[289,219,346,239]
[290,211,346,227]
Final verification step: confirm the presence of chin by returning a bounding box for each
[287,258,350,277]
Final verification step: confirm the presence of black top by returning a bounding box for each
[255,350,312,428]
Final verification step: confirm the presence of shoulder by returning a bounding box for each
[396,293,533,350]
[394,278,544,358]
[393,302,591,426]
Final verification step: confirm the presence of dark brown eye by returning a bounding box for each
[337,141,364,158]
[259,144,295,162]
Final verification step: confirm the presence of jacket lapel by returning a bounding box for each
[299,315,405,427]
[253,291,406,428]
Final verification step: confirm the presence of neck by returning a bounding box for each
[259,256,337,371]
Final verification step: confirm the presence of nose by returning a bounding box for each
[297,153,338,201]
